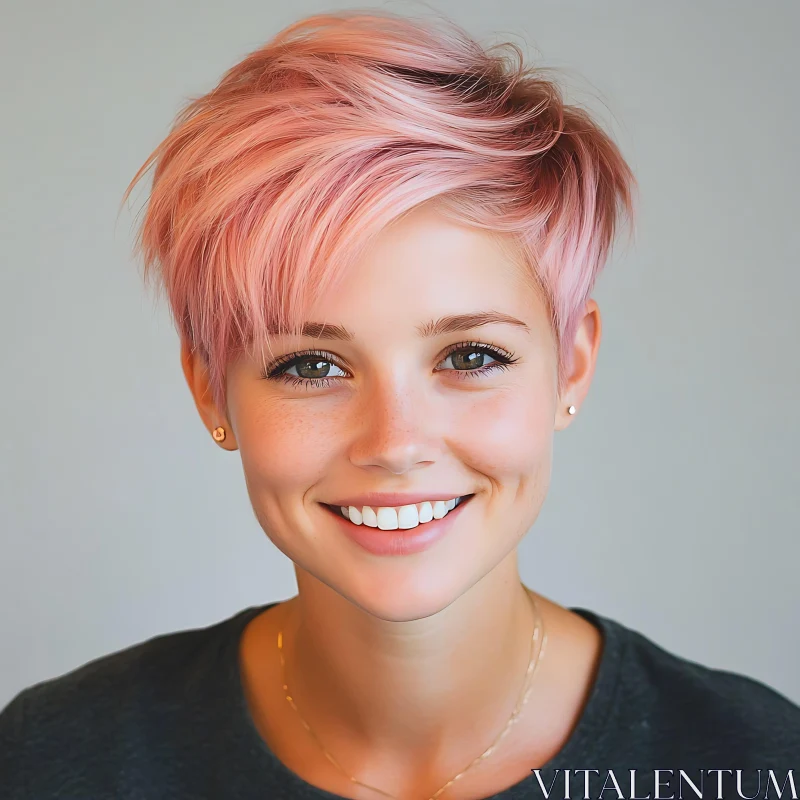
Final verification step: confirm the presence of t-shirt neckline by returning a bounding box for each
[220,601,626,799]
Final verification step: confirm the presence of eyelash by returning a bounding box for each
[260,340,520,390]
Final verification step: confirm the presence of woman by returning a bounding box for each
[2,9,798,800]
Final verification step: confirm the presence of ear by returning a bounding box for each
[555,299,602,432]
[180,339,238,450]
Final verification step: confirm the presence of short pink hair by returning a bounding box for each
[122,9,637,417]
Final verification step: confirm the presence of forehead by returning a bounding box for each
[307,204,545,332]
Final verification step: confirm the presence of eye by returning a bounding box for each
[283,355,347,381]
[436,341,518,379]
[264,350,348,389]
[439,345,499,372]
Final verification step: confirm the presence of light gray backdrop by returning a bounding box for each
[1,0,798,708]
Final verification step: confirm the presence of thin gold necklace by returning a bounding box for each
[277,587,547,800]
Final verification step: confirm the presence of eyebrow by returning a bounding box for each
[281,311,530,341]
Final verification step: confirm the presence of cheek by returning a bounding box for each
[236,403,337,496]
[448,387,555,484]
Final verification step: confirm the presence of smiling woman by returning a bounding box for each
[2,7,799,800]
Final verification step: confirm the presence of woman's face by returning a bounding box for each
[203,203,585,620]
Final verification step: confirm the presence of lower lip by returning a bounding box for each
[321,496,474,557]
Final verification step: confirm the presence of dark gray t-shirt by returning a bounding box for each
[1,602,799,799]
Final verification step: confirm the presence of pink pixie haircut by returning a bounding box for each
[122,9,637,418]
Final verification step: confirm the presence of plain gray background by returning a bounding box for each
[1,0,798,710]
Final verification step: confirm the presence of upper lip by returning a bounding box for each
[324,492,473,508]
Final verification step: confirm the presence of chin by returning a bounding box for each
[322,559,481,622]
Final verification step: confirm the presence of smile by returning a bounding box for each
[323,495,474,531]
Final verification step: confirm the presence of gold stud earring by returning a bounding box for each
[567,405,576,415]
[212,426,226,442]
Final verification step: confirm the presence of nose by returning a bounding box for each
[347,375,439,475]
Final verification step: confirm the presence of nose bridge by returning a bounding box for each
[350,366,437,473]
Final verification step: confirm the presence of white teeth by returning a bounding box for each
[432,500,448,519]
[337,497,466,529]
[377,507,400,530]
[418,501,433,524]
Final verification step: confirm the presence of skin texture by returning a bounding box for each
[182,202,604,798]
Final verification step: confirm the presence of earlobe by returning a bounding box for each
[554,402,578,432]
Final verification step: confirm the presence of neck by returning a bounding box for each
[281,557,542,760]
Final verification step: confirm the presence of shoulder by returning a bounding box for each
[0,606,259,795]
[4,611,228,721]
[583,608,800,761]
